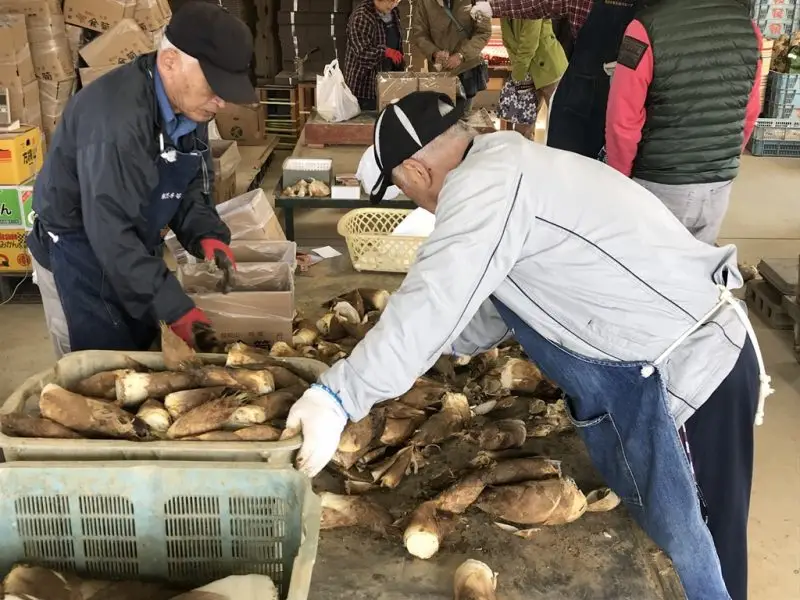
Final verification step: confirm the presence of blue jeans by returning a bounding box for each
[492,298,733,599]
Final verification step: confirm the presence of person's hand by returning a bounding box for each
[445,52,463,70]
[170,307,212,347]
[384,48,404,66]
[471,1,492,20]
[281,384,348,477]
[434,50,450,65]
[200,238,236,294]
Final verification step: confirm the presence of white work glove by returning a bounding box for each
[281,384,348,477]
[471,1,492,20]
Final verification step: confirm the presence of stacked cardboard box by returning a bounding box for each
[278,0,349,77]
[64,0,136,32]
[377,71,459,110]
[167,190,293,346]
[0,15,41,128]
[78,17,154,87]
[0,125,43,273]
[0,0,76,143]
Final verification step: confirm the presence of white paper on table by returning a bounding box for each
[391,207,436,237]
[312,246,343,259]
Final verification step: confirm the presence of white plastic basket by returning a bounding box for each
[337,208,427,273]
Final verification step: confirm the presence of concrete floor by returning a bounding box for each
[0,151,798,598]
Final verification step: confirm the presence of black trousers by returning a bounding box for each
[685,337,759,600]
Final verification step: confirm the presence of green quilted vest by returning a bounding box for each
[633,0,758,185]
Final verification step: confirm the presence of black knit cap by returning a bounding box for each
[165,1,257,104]
[370,91,466,204]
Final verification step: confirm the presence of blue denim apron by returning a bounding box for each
[491,297,731,599]
[548,0,637,158]
[43,135,209,352]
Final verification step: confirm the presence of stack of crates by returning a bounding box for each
[764,71,800,119]
[748,118,800,156]
[752,0,800,38]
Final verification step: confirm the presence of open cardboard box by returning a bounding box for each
[164,189,287,264]
[179,262,294,346]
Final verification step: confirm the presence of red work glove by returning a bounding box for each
[170,307,211,346]
[384,48,404,66]
[200,238,237,294]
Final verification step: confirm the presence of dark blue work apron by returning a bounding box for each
[547,0,638,158]
[491,297,731,599]
[43,135,209,352]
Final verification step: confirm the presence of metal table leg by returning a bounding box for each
[283,206,295,241]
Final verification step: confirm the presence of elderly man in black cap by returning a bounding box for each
[28,2,257,356]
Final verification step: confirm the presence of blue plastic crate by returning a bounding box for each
[0,461,321,600]
[764,102,800,119]
[748,137,800,156]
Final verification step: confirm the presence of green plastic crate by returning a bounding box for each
[0,461,320,600]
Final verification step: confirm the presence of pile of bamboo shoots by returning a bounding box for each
[302,290,620,561]
[0,324,319,442]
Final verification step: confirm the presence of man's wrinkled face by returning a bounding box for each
[393,159,443,214]
[158,48,226,122]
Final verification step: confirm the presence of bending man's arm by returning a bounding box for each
[321,167,528,421]
[78,139,194,323]
[606,20,653,177]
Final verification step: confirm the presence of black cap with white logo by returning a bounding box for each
[165,1,257,104]
[370,91,466,204]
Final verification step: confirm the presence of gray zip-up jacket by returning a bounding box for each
[321,132,747,426]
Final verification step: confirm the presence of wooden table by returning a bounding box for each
[273,130,416,240]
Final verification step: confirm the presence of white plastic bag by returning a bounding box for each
[316,60,360,123]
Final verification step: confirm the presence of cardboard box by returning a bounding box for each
[0,15,35,86]
[0,126,43,185]
[0,0,59,29]
[210,139,241,206]
[6,79,42,128]
[181,262,295,346]
[164,189,287,263]
[29,22,74,83]
[214,104,266,145]
[377,71,419,111]
[79,18,151,67]
[79,64,118,86]
[212,173,235,206]
[211,139,241,182]
[0,228,32,272]
[417,72,459,103]
[218,189,286,241]
[64,0,136,32]
[133,0,169,32]
[0,181,34,229]
[190,290,294,346]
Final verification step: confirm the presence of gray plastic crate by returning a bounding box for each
[0,350,327,464]
[0,461,320,600]
[748,137,800,156]
[745,280,793,329]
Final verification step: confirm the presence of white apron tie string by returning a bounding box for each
[641,284,773,426]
